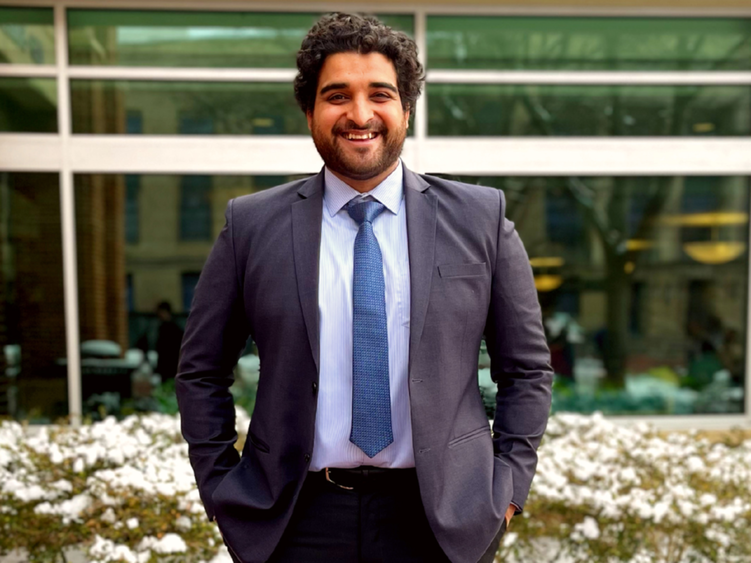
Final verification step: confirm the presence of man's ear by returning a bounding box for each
[306,110,313,132]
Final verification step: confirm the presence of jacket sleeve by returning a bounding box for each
[484,189,553,513]
[175,198,250,521]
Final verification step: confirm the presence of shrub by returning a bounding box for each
[502,413,751,563]
[0,410,248,563]
[1,411,749,562]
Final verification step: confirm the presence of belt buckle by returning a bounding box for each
[325,467,354,490]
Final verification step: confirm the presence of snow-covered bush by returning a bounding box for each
[1,410,749,563]
[0,410,247,563]
[502,413,751,563]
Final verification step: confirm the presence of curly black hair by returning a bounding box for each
[294,13,424,115]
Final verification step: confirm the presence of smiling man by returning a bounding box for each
[176,13,553,563]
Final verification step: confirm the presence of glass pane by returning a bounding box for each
[70,80,307,135]
[0,172,67,422]
[0,7,55,65]
[427,16,751,70]
[438,174,749,416]
[68,10,413,68]
[74,174,301,419]
[428,84,751,136]
[0,77,57,133]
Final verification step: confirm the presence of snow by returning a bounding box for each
[1,409,750,563]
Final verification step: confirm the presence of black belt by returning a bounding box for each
[311,466,416,491]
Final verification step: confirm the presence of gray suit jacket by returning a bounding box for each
[176,165,553,563]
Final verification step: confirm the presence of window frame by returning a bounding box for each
[0,0,750,428]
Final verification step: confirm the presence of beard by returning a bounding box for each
[310,117,407,182]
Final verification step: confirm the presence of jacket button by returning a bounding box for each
[304,453,311,462]
[312,382,318,394]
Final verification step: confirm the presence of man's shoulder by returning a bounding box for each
[231,175,316,212]
[417,173,504,207]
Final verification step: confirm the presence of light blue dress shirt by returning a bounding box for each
[310,161,414,470]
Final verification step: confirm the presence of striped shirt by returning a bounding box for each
[310,161,414,470]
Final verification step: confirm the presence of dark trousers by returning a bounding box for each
[264,467,506,563]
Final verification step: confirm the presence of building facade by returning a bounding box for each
[1,0,750,427]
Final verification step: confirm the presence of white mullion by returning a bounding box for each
[413,8,427,174]
[427,70,751,86]
[1,0,749,17]
[422,138,751,176]
[0,135,62,170]
[55,3,82,426]
[395,4,751,17]
[0,64,58,78]
[67,66,297,82]
[24,136,745,176]
[23,0,422,15]
[58,68,751,87]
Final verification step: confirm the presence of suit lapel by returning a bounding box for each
[404,167,437,373]
[292,171,324,373]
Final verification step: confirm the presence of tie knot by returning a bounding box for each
[347,199,386,226]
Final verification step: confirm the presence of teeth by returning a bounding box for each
[344,132,376,140]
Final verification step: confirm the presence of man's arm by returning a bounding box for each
[175,198,250,521]
[484,189,553,515]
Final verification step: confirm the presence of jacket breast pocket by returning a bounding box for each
[438,262,487,279]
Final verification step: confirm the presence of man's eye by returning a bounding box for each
[373,92,392,99]
[328,94,346,101]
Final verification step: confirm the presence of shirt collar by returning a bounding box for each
[323,160,403,218]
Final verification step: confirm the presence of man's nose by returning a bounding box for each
[347,96,374,128]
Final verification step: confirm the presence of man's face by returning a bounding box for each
[307,51,410,182]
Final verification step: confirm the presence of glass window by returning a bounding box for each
[428,84,751,136]
[70,80,307,135]
[0,77,57,133]
[75,173,300,419]
[427,16,751,70]
[125,175,140,244]
[440,174,749,416]
[0,7,55,65]
[180,176,212,241]
[68,10,413,68]
[0,172,67,423]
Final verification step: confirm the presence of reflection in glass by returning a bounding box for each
[427,16,751,70]
[0,77,57,133]
[74,174,299,418]
[68,10,413,68]
[0,7,55,65]
[442,175,749,416]
[70,80,307,135]
[428,84,751,136]
[0,173,67,422]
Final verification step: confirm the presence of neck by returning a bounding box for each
[329,160,400,194]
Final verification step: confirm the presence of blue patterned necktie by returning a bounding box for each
[346,199,393,458]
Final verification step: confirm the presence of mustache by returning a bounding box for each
[333,121,386,135]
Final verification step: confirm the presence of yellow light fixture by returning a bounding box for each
[529,257,565,268]
[692,122,715,133]
[659,212,747,265]
[530,256,565,292]
[626,239,653,251]
[682,221,746,265]
[534,275,564,292]
[683,241,746,264]
[661,212,748,227]
[624,261,635,274]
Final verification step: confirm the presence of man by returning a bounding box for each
[176,13,552,563]
[154,301,184,382]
